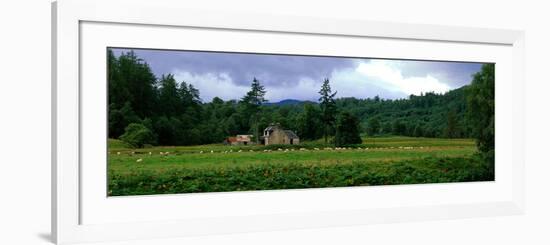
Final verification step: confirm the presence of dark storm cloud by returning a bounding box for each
[110,48,486,102]
[111,48,356,87]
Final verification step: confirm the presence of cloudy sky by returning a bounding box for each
[111,48,485,103]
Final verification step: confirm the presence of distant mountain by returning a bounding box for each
[264,99,316,106]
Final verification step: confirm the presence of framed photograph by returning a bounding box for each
[52,0,525,244]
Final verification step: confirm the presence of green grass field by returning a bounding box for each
[108,137,493,196]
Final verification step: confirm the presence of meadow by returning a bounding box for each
[108,136,494,196]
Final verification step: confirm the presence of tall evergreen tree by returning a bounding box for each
[241,78,267,143]
[107,50,157,137]
[318,78,338,144]
[158,74,182,117]
[114,51,157,118]
[297,103,322,140]
[466,64,495,159]
[334,112,362,146]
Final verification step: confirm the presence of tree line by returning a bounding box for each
[108,50,494,160]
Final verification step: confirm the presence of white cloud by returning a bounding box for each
[354,60,451,96]
[172,70,249,102]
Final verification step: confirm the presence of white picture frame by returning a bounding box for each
[52,0,525,244]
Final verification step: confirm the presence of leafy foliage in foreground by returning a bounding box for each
[109,155,493,196]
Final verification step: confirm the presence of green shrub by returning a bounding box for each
[120,123,156,148]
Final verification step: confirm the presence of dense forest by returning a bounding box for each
[108,50,494,158]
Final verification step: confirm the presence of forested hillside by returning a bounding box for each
[107,50,488,148]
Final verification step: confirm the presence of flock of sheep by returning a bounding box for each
[111,145,424,163]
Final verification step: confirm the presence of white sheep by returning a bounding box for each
[148,152,152,155]
[210,150,214,153]
[117,152,121,155]
[238,150,242,153]
[136,158,143,163]
[199,151,203,154]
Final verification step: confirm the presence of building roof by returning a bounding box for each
[284,130,299,139]
[236,135,252,142]
[264,123,281,132]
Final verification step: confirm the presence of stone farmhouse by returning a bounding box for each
[262,123,300,145]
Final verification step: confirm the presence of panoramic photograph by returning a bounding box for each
[107,48,495,196]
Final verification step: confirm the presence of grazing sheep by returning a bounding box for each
[117,152,121,155]
[314,148,320,151]
[249,150,254,152]
[199,151,203,154]
[263,150,268,152]
[278,148,282,151]
[238,150,242,153]
[210,150,214,153]
[136,158,143,163]
[148,152,152,155]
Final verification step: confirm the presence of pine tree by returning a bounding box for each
[158,74,181,117]
[297,103,322,140]
[318,78,337,144]
[241,78,267,143]
[334,112,362,146]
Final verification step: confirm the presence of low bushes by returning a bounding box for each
[108,155,493,196]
